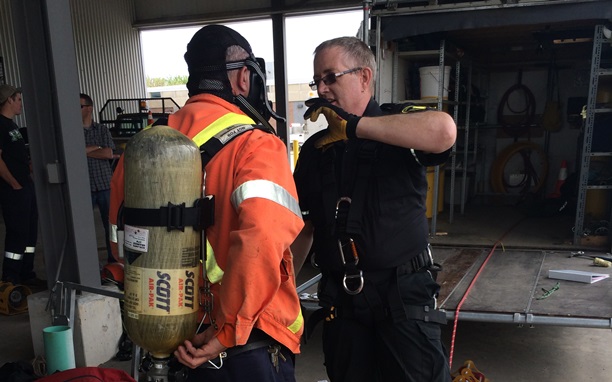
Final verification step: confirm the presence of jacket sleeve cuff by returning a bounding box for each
[215,322,255,348]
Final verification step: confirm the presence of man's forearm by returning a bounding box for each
[86,146,113,159]
[357,111,456,153]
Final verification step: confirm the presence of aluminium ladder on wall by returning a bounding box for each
[573,25,612,245]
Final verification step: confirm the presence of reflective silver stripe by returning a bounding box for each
[214,124,257,145]
[5,252,23,260]
[25,247,35,254]
[231,179,301,218]
[410,148,423,166]
[110,223,118,243]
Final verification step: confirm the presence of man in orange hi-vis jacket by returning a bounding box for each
[109,25,304,381]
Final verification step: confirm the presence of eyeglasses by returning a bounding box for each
[80,104,92,108]
[309,67,362,90]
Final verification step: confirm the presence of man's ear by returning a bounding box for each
[233,66,250,96]
[360,67,373,92]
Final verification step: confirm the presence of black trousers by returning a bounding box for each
[186,343,295,382]
[320,270,451,382]
[1,179,38,283]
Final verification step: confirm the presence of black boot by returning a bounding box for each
[2,257,23,285]
[20,252,47,290]
[20,252,36,281]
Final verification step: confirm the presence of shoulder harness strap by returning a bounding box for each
[123,120,273,231]
[199,123,274,167]
[331,103,435,294]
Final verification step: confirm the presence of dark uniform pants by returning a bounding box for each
[321,270,451,382]
[91,189,113,263]
[1,179,38,283]
[186,344,295,382]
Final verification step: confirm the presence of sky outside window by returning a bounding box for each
[140,10,363,85]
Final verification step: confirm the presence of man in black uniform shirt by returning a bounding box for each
[0,85,39,286]
[291,37,456,382]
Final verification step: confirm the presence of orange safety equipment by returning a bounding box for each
[101,262,124,287]
[109,93,304,353]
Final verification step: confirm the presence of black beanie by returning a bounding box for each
[184,25,254,101]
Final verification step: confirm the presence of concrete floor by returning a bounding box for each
[1,202,611,381]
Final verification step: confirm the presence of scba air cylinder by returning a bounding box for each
[122,125,201,359]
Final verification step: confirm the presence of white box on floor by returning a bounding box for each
[28,286,122,367]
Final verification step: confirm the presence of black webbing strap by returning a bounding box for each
[368,272,447,325]
[303,272,340,341]
[332,141,378,295]
[156,119,274,168]
[121,122,271,232]
[152,117,168,126]
[344,141,378,235]
[403,305,447,324]
[319,147,339,236]
[387,247,447,325]
[199,123,274,167]
[123,197,214,232]
[304,307,327,341]
[360,277,388,323]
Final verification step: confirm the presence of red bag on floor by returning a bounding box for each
[37,367,136,382]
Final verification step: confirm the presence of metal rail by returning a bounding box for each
[443,311,612,329]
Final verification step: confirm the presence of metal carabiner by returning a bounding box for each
[336,196,362,294]
[337,237,359,266]
[207,351,227,369]
[335,196,352,220]
[343,270,364,295]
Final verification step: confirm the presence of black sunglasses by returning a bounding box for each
[309,67,362,90]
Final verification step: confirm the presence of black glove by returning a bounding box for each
[303,98,360,148]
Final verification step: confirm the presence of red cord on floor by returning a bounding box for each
[448,217,527,370]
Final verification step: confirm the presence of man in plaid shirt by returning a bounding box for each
[81,93,115,264]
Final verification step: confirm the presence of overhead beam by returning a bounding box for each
[132,0,361,29]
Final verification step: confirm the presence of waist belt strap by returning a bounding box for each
[197,329,277,368]
[224,338,276,359]
[404,305,447,325]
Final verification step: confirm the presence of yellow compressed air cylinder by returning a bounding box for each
[122,125,201,359]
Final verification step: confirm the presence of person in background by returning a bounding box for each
[0,85,40,287]
[291,36,456,382]
[109,25,303,381]
[80,93,115,264]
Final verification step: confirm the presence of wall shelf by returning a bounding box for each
[385,39,476,234]
[573,25,612,250]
